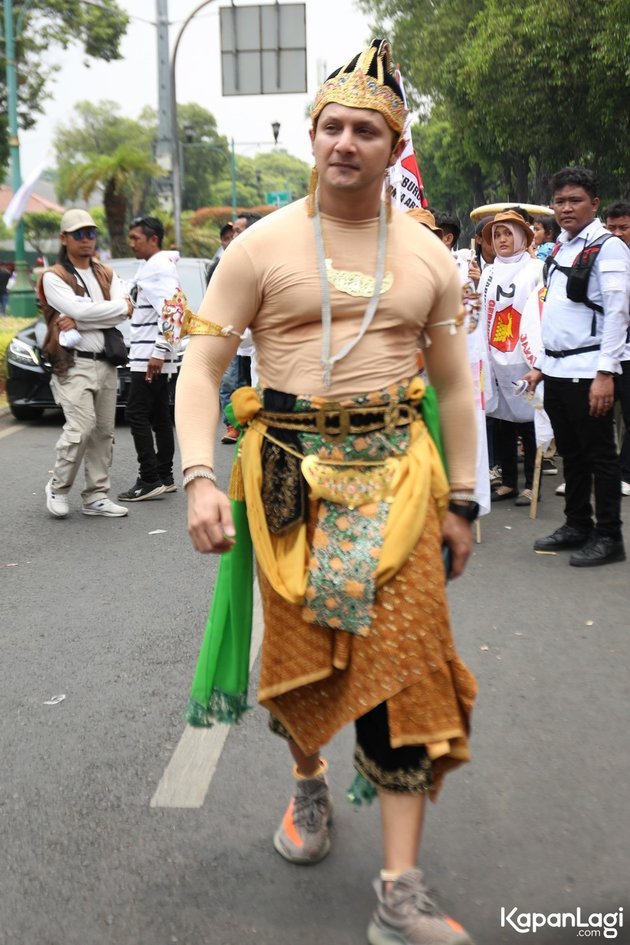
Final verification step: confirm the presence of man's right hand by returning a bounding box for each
[522,367,543,393]
[186,479,236,554]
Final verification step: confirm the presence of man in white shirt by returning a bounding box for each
[604,201,630,495]
[39,209,132,519]
[524,167,630,566]
[118,216,180,501]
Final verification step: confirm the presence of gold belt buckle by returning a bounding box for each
[315,402,350,441]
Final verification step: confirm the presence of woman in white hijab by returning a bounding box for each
[480,210,543,504]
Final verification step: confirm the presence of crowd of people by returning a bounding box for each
[37,36,630,945]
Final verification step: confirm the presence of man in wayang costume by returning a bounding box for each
[176,41,478,945]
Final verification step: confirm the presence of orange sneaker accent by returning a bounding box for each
[445,916,465,933]
[281,799,303,849]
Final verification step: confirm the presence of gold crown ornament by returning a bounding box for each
[311,39,407,137]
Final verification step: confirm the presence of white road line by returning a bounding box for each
[0,423,24,440]
[150,585,264,809]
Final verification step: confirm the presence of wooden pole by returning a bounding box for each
[529,445,544,519]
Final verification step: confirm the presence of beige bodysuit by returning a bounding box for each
[176,198,476,491]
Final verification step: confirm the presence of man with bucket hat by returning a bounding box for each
[39,208,132,519]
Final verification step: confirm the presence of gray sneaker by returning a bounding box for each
[368,869,473,945]
[273,771,333,864]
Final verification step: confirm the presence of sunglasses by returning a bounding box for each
[68,227,97,241]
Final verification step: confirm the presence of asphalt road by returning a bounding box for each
[1,409,628,945]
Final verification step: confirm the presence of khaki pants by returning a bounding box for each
[50,358,117,503]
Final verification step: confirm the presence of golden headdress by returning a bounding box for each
[311,39,407,138]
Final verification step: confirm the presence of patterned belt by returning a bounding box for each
[260,401,417,441]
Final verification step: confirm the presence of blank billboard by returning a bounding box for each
[220,3,307,95]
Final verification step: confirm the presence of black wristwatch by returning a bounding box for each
[448,499,480,523]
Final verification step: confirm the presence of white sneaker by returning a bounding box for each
[45,479,69,518]
[81,498,128,517]
[555,481,566,495]
[622,481,630,497]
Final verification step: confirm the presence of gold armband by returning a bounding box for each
[181,310,243,339]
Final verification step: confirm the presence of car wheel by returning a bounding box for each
[9,404,45,421]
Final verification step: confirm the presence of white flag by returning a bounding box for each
[3,157,49,227]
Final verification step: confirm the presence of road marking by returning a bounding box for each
[0,423,24,440]
[150,586,263,809]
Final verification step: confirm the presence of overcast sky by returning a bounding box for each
[19,0,376,177]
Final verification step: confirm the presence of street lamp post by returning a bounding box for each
[2,0,37,317]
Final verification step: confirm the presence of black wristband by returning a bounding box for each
[448,499,480,523]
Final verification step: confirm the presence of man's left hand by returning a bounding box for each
[146,357,163,383]
[589,373,615,417]
[441,510,474,579]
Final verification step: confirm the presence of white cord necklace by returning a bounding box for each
[313,193,389,388]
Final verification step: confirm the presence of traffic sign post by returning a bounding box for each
[265,191,292,207]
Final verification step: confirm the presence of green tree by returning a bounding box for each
[208,150,310,208]
[0,0,128,175]
[54,102,166,253]
[22,209,61,257]
[55,100,154,159]
[59,146,163,256]
[358,0,630,201]
[177,103,230,211]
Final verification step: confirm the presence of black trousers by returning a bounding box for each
[615,361,630,483]
[543,375,622,539]
[125,372,174,483]
[495,418,536,491]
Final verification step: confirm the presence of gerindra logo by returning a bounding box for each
[500,906,624,939]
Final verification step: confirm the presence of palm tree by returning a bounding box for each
[59,145,163,255]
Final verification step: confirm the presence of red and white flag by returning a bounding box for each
[388,71,428,211]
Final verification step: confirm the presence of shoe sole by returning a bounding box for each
[162,484,177,493]
[569,550,626,568]
[46,503,68,518]
[81,508,128,517]
[221,438,238,444]
[117,484,166,501]
[367,919,474,945]
[534,540,589,551]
